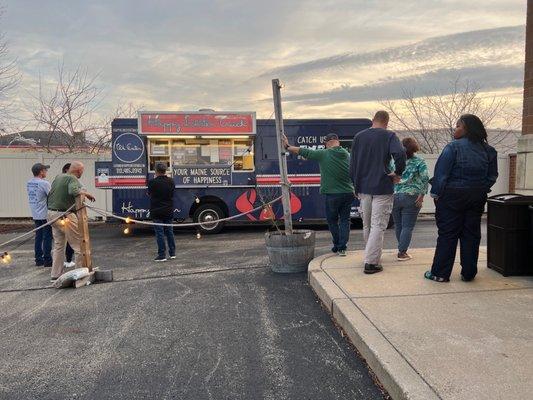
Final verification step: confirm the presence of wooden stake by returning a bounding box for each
[272,79,293,234]
[75,195,93,271]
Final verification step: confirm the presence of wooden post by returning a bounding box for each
[75,195,93,271]
[272,78,293,234]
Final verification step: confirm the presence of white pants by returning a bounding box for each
[360,194,394,265]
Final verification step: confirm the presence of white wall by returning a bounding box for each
[0,152,112,218]
[0,152,511,218]
[418,154,510,213]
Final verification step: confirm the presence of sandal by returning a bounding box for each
[424,271,449,282]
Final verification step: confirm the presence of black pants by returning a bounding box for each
[65,242,74,263]
[431,189,487,280]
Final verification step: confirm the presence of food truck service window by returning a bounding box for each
[147,137,254,173]
[148,139,171,172]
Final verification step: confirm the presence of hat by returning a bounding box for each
[324,133,339,142]
[31,163,50,176]
[155,162,168,173]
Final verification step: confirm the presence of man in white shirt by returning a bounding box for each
[27,163,52,267]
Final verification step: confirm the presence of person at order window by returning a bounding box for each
[425,114,498,283]
[148,162,176,262]
[283,133,354,257]
[390,138,429,261]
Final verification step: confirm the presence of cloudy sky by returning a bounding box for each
[1,0,528,127]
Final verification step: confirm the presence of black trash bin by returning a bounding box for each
[487,194,533,276]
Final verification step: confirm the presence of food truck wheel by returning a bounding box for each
[194,204,225,234]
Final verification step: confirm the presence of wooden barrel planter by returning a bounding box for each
[265,229,316,273]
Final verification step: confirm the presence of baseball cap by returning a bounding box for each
[31,163,50,176]
[324,133,339,142]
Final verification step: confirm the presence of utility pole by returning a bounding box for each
[272,79,293,234]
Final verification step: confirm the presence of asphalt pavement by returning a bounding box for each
[0,220,483,399]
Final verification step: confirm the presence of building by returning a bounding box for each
[0,131,107,153]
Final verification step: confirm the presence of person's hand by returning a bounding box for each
[282,134,289,149]
[85,193,96,202]
[388,172,401,184]
[415,195,424,208]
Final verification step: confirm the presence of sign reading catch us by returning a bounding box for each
[138,111,256,135]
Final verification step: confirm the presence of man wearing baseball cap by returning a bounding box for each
[27,163,52,267]
[283,133,354,256]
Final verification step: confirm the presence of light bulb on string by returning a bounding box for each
[60,218,66,226]
[125,216,132,224]
[195,197,200,204]
[196,232,201,239]
[123,227,130,235]
[1,252,9,264]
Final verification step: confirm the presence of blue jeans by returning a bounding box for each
[153,219,176,258]
[431,189,486,280]
[392,194,421,253]
[325,193,353,252]
[34,219,52,265]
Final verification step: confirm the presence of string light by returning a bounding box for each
[60,218,66,226]
[196,232,201,239]
[1,252,10,264]
[125,217,132,224]
[195,197,200,204]
[123,227,130,235]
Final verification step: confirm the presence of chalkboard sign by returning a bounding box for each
[173,165,231,186]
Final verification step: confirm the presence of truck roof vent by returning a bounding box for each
[198,108,215,112]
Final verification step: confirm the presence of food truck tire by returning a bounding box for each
[193,204,225,234]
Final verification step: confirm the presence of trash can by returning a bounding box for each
[487,194,533,276]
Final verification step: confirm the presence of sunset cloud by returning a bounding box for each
[1,0,527,127]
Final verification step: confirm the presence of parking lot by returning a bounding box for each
[0,220,485,399]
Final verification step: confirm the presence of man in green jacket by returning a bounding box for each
[47,161,95,282]
[283,133,355,256]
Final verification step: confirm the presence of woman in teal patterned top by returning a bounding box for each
[391,138,429,260]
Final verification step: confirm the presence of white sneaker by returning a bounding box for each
[64,261,76,268]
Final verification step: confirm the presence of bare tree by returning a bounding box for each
[382,78,520,153]
[0,7,20,133]
[31,62,103,153]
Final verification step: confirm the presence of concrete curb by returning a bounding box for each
[308,254,440,400]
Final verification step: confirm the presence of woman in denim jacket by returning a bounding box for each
[392,138,429,261]
[425,114,498,282]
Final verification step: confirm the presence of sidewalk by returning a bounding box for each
[308,247,533,400]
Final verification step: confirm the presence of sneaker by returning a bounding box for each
[64,261,76,268]
[364,263,383,274]
[397,252,412,261]
[169,255,176,259]
[154,256,167,262]
[461,275,475,282]
[331,247,338,254]
[338,250,347,257]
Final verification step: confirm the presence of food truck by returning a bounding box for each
[95,111,372,233]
